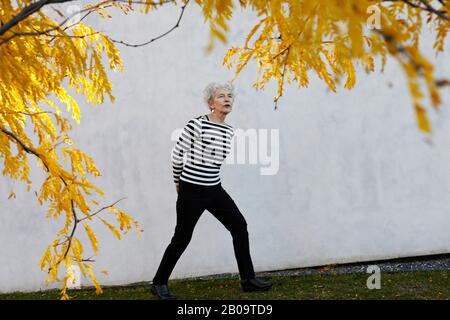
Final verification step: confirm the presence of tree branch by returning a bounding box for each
[0,125,79,267]
[418,0,450,21]
[0,0,75,37]
[77,197,127,222]
[383,0,450,21]
[0,0,175,45]
[109,0,189,47]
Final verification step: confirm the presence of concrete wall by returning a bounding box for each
[1,2,450,293]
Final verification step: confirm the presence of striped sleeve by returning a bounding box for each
[171,118,201,183]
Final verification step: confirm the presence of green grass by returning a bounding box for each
[1,270,450,300]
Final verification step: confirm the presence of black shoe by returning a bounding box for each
[150,283,177,300]
[241,278,272,292]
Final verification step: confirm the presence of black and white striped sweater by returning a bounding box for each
[171,114,234,186]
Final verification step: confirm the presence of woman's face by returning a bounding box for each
[209,88,234,114]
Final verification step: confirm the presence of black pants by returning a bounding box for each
[152,180,256,285]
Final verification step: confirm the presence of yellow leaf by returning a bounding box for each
[83,222,98,255]
[100,218,122,240]
[415,104,431,133]
[85,264,103,295]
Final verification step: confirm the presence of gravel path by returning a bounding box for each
[190,253,450,280]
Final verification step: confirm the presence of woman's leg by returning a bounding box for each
[152,192,207,285]
[206,186,256,280]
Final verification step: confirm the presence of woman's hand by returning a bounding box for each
[175,183,180,194]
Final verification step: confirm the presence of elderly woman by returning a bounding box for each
[151,82,272,300]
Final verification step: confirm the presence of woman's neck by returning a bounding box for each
[207,112,226,124]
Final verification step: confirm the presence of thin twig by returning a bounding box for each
[109,0,189,47]
[78,197,128,222]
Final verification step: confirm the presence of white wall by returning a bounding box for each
[1,2,450,293]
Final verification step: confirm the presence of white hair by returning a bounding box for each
[203,82,235,109]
